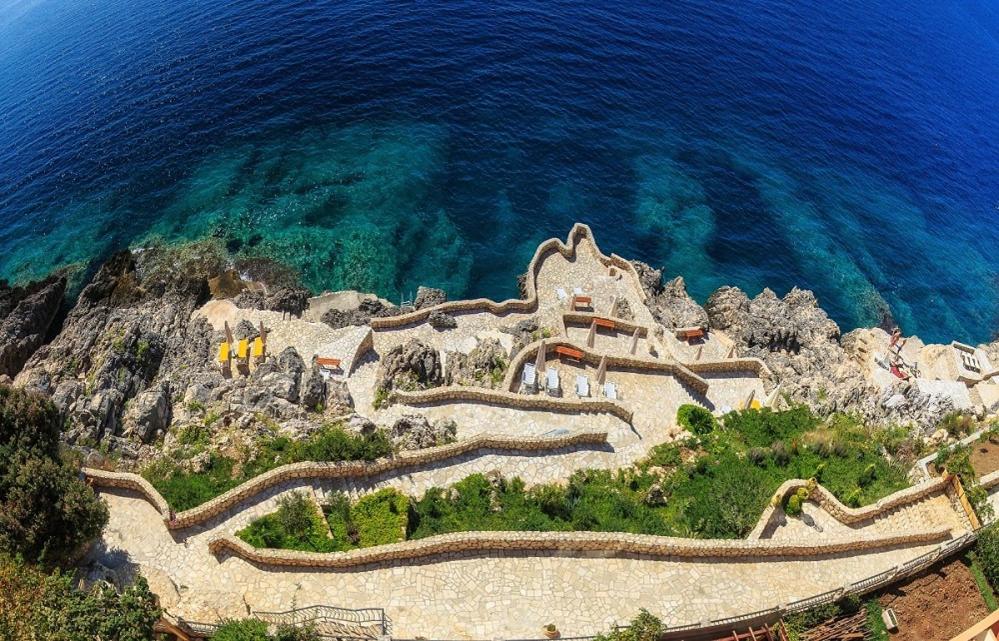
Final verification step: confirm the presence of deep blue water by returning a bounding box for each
[1,0,998,343]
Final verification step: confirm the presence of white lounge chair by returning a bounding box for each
[546,368,560,396]
[603,382,618,400]
[556,288,568,303]
[575,374,589,397]
[573,287,584,296]
[522,363,537,392]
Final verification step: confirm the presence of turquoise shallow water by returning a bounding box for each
[1,0,997,343]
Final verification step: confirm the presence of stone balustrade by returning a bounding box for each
[207,526,953,570]
[391,384,635,423]
[83,431,609,529]
[369,223,647,330]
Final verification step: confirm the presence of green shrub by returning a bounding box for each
[327,488,408,550]
[1,554,160,641]
[0,386,108,564]
[976,525,999,591]
[214,619,271,641]
[594,609,663,641]
[940,412,977,438]
[676,404,716,436]
[237,491,333,553]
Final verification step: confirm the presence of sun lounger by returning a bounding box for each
[546,368,560,396]
[575,374,589,398]
[963,353,981,372]
[522,362,537,392]
[556,288,568,303]
[236,339,249,360]
[218,342,230,363]
[574,287,584,296]
[555,346,584,360]
[251,337,265,361]
[603,382,617,400]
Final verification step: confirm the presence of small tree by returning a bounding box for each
[676,404,716,436]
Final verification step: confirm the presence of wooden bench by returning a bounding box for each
[316,357,342,370]
[593,317,615,330]
[554,346,584,361]
[571,295,592,310]
[676,327,705,341]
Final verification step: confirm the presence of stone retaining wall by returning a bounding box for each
[207,526,952,569]
[369,223,647,330]
[84,432,609,529]
[500,337,710,395]
[391,384,634,423]
[560,312,650,338]
[748,476,952,539]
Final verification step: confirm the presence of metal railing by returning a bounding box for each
[179,605,386,639]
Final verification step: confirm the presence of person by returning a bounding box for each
[889,327,906,354]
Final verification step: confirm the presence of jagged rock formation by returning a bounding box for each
[0,275,66,379]
[630,262,708,329]
[390,415,457,450]
[446,338,508,389]
[320,298,406,330]
[428,310,457,330]
[378,339,443,391]
[414,286,447,309]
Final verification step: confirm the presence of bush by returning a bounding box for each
[676,404,716,436]
[0,554,160,641]
[977,525,999,591]
[214,619,271,641]
[594,609,664,641]
[144,424,393,510]
[327,488,408,550]
[0,386,108,564]
[237,491,334,553]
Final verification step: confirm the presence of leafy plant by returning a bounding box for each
[676,404,716,436]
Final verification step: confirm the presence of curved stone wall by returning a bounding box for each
[84,431,609,529]
[368,223,648,330]
[391,384,634,422]
[499,337,710,395]
[748,476,953,539]
[207,526,952,569]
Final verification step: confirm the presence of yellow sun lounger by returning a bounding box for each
[237,339,249,360]
[218,342,230,363]
[251,337,265,359]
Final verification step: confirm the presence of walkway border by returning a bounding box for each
[84,431,609,529]
[207,527,953,569]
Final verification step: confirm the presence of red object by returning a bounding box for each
[593,317,615,329]
[890,364,909,380]
[678,327,705,340]
[554,346,584,360]
[316,357,342,369]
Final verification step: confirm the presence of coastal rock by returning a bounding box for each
[390,415,457,450]
[233,319,259,341]
[446,338,508,389]
[427,310,458,330]
[122,384,172,443]
[321,308,371,330]
[325,380,355,414]
[298,365,326,411]
[378,339,443,391]
[265,287,309,317]
[631,265,707,329]
[0,275,66,378]
[345,413,376,436]
[414,286,447,309]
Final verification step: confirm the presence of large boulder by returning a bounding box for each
[122,384,172,443]
[0,275,66,378]
[298,365,327,411]
[427,310,457,330]
[378,339,443,391]
[414,286,447,309]
[446,338,509,388]
[390,415,457,450]
[325,379,355,414]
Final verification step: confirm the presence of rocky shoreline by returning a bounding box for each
[1,236,995,470]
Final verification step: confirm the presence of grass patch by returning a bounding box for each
[864,599,889,641]
[965,551,999,611]
[236,491,334,552]
[142,425,392,511]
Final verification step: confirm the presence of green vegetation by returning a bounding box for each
[935,442,995,523]
[238,488,409,553]
[863,599,890,641]
[326,488,408,550]
[0,386,108,564]
[237,491,334,552]
[676,403,716,436]
[142,424,393,511]
[975,525,999,597]
[0,554,160,641]
[965,551,999,611]
[242,407,912,551]
[783,595,879,641]
[593,609,664,641]
[213,618,321,641]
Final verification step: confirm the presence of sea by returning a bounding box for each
[1,0,997,343]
